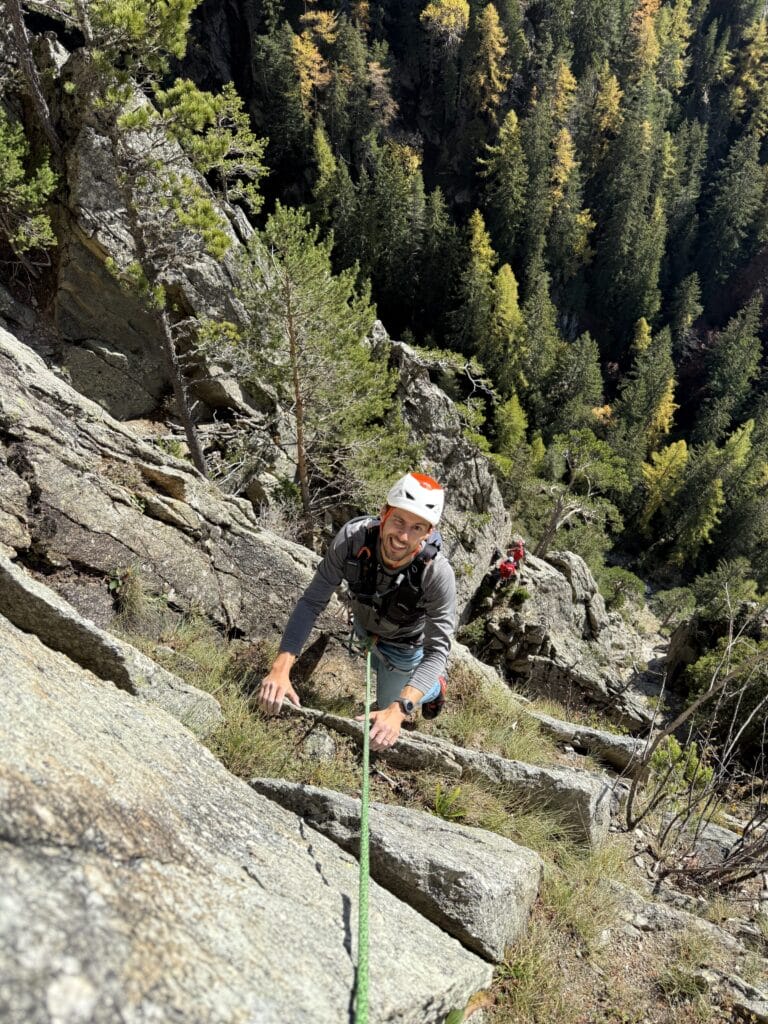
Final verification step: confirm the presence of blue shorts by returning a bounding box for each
[352,626,442,709]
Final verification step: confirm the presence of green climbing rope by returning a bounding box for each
[354,648,373,1024]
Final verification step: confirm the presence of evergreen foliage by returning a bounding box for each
[8,0,768,587]
[222,203,412,533]
[0,108,56,256]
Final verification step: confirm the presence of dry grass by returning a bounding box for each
[426,662,562,766]
[115,614,766,1024]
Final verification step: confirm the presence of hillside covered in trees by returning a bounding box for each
[176,0,768,595]
[3,0,768,600]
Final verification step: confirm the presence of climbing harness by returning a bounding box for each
[344,517,441,628]
[354,649,373,1024]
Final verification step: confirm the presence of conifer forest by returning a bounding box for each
[192,0,768,601]
[4,0,768,705]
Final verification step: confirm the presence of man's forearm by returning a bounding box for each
[270,650,297,675]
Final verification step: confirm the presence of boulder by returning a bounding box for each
[528,710,648,775]
[252,778,544,962]
[0,613,493,1023]
[0,552,221,736]
[285,706,615,846]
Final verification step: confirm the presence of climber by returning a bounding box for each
[258,472,457,752]
[491,536,526,585]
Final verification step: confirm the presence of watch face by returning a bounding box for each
[399,698,415,715]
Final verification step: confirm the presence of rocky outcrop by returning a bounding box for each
[0,325,514,636]
[251,779,544,962]
[481,552,662,731]
[529,710,648,775]
[285,706,615,846]
[613,882,768,1022]
[57,52,248,420]
[0,612,493,1023]
[0,325,327,639]
[0,552,221,735]
[387,337,509,611]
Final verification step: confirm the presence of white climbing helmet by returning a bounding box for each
[386,472,445,526]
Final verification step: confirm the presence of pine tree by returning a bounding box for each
[574,59,624,184]
[356,140,427,333]
[479,108,528,263]
[664,119,707,289]
[417,187,461,343]
[465,4,509,121]
[420,0,471,49]
[323,17,375,165]
[591,80,668,348]
[656,0,694,95]
[666,443,726,566]
[494,392,528,456]
[546,332,605,436]
[230,203,406,534]
[700,131,767,287]
[610,322,678,472]
[311,123,339,229]
[0,108,57,258]
[662,423,756,567]
[481,262,526,395]
[715,406,768,584]
[520,254,566,433]
[639,439,689,532]
[450,208,497,355]
[252,24,312,172]
[533,427,629,558]
[669,272,703,356]
[692,294,763,445]
[571,0,624,76]
[722,16,768,136]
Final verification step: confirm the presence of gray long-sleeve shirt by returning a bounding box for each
[280,517,457,696]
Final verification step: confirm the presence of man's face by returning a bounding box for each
[380,506,432,568]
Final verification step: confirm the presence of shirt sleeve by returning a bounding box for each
[279,523,354,656]
[409,554,456,696]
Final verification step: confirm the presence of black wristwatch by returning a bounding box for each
[396,698,415,716]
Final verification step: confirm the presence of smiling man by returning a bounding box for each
[258,472,456,751]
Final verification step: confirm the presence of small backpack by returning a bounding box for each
[344,517,441,627]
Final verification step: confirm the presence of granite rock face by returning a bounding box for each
[285,705,615,847]
[251,778,544,962]
[482,551,661,730]
[57,54,247,419]
[0,552,221,735]
[0,325,329,640]
[0,613,493,1024]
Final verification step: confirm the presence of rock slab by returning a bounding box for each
[0,613,492,1024]
[287,706,614,847]
[0,551,221,735]
[252,778,544,962]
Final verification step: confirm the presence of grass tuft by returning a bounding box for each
[430,664,560,765]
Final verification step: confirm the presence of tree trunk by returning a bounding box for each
[533,494,565,557]
[71,0,94,45]
[5,0,61,155]
[159,309,208,477]
[286,296,313,543]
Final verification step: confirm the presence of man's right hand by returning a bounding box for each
[258,652,300,716]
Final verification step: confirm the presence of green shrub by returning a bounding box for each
[597,566,645,611]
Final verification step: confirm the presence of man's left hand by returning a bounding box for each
[355,703,406,752]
